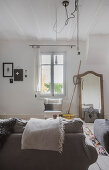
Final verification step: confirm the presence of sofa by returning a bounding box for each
[0,132,98,170]
[94,119,109,153]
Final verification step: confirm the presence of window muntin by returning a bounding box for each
[54,55,63,64]
[41,53,65,96]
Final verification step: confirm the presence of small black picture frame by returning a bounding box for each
[3,63,13,77]
[10,78,13,83]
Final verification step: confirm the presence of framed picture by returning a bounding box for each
[3,63,13,77]
[14,69,23,81]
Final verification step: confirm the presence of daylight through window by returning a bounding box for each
[41,53,65,96]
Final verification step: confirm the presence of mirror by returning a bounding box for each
[78,71,104,122]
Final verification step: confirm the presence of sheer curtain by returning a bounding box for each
[34,46,41,95]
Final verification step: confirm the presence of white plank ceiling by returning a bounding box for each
[0,0,109,40]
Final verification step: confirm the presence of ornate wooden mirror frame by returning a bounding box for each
[78,71,104,119]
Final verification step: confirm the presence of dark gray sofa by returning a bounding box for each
[0,133,98,170]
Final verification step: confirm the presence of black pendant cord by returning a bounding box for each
[65,6,75,26]
[77,0,80,54]
[53,0,77,33]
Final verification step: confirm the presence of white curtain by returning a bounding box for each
[34,47,41,94]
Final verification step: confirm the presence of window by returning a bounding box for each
[41,53,65,96]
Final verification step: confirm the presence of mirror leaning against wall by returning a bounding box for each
[77,71,104,123]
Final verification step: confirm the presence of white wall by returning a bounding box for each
[1,36,109,119]
[0,39,86,117]
[0,40,42,116]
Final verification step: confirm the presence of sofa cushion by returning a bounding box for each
[0,118,16,134]
[13,119,27,133]
[0,118,16,148]
[63,118,83,133]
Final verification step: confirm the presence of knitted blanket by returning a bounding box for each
[21,118,64,153]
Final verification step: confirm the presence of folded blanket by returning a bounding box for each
[21,118,64,153]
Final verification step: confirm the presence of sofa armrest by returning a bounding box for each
[63,133,98,168]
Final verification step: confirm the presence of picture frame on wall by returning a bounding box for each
[14,69,23,81]
[3,63,13,77]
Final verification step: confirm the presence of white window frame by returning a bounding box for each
[40,52,66,97]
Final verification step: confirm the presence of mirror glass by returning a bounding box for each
[81,73,102,122]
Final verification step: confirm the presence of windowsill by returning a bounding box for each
[35,94,67,101]
[44,111,62,113]
[39,94,66,99]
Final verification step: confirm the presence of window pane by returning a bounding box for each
[54,55,63,64]
[41,65,51,94]
[54,65,63,94]
[42,55,51,64]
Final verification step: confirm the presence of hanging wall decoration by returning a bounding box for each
[10,79,13,83]
[14,69,23,81]
[3,63,13,77]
